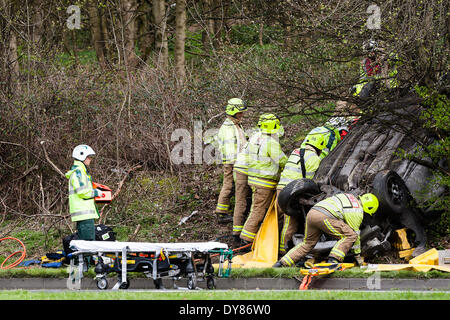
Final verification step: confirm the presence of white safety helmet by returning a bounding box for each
[72,145,96,161]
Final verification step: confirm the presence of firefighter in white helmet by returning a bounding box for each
[65,145,102,241]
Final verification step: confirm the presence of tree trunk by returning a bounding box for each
[87,1,106,66]
[201,0,214,52]
[175,0,186,84]
[153,0,168,72]
[100,6,111,60]
[136,0,153,65]
[121,0,138,69]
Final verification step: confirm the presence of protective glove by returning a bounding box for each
[94,189,103,198]
[355,254,365,266]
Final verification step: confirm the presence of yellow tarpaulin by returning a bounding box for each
[229,194,279,269]
[365,264,450,273]
[365,248,450,273]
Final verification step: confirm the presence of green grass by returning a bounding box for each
[1,266,448,280]
[0,289,448,300]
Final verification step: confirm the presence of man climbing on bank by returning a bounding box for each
[240,113,287,244]
[273,192,379,268]
[65,145,102,241]
[215,98,248,224]
[276,130,326,255]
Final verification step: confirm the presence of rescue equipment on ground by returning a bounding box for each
[299,262,355,290]
[231,194,279,268]
[68,240,232,290]
[0,237,26,269]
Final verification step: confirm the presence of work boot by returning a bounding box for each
[326,257,341,270]
[217,213,233,224]
[327,257,340,264]
[233,236,252,252]
[272,260,284,268]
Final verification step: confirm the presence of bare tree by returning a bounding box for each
[152,0,168,71]
[87,0,106,66]
[174,0,186,84]
[121,0,138,69]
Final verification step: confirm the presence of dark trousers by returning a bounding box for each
[76,219,95,240]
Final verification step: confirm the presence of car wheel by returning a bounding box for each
[277,179,320,218]
[372,170,427,253]
[372,170,410,216]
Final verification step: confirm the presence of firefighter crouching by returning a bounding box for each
[273,193,379,268]
[276,131,325,255]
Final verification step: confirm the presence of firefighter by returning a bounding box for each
[353,39,399,98]
[273,193,379,268]
[65,145,102,241]
[232,129,261,248]
[300,126,341,160]
[240,113,288,244]
[215,98,248,224]
[276,130,325,254]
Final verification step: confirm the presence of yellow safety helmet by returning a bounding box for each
[258,113,283,135]
[359,193,379,215]
[225,98,247,116]
[304,127,327,150]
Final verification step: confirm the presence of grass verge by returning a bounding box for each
[0,266,449,279]
[0,289,449,300]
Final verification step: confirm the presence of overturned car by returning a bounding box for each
[278,104,446,262]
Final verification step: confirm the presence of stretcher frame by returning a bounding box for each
[67,240,233,290]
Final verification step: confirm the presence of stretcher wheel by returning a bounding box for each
[187,274,197,290]
[119,279,130,289]
[206,276,215,290]
[154,278,163,289]
[96,277,108,290]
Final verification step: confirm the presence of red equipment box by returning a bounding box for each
[93,182,112,203]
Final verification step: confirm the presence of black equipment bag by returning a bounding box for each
[95,224,116,242]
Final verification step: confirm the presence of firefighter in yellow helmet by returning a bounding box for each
[240,113,288,244]
[215,98,248,223]
[231,128,261,248]
[276,129,326,255]
[273,192,379,268]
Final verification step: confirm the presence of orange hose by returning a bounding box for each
[0,237,26,269]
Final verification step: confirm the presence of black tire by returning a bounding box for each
[187,274,197,290]
[372,170,410,216]
[118,278,130,290]
[206,276,215,290]
[154,278,163,289]
[277,179,320,217]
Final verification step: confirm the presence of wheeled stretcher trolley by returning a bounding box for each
[67,240,233,290]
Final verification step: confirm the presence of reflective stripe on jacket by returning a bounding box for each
[234,131,261,175]
[217,117,246,164]
[247,133,287,186]
[313,193,363,254]
[65,160,99,222]
[300,126,341,160]
[277,147,321,190]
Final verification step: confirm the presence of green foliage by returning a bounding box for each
[398,86,450,236]
[229,24,283,46]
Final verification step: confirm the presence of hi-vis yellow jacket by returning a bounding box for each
[217,117,247,164]
[247,133,287,189]
[65,160,99,222]
[277,147,321,190]
[313,193,364,255]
